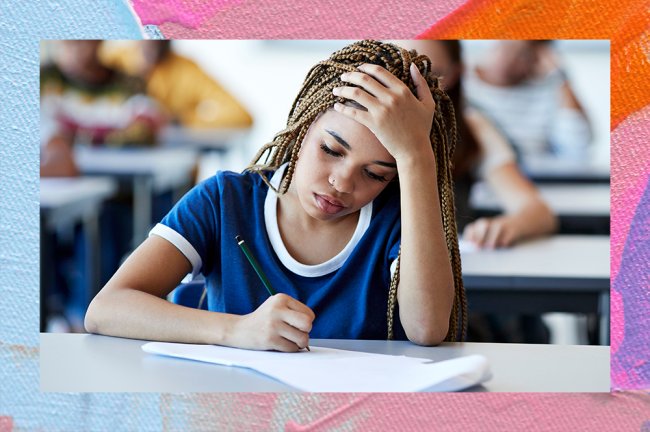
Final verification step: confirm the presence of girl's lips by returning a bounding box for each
[314,193,346,215]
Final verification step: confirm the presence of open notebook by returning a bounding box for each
[142,342,492,392]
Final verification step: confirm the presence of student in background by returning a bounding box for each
[464,40,592,162]
[396,40,558,344]
[40,40,163,330]
[100,41,253,130]
[85,40,467,350]
[40,41,163,177]
[395,40,557,249]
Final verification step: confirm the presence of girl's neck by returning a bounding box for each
[276,187,360,265]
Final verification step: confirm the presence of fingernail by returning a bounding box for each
[333,102,342,110]
[332,87,340,95]
[340,73,348,80]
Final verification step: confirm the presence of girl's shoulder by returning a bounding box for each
[204,168,271,190]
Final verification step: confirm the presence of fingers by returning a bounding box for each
[277,321,311,351]
[410,63,435,107]
[332,85,376,110]
[356,63,405,88]
[339,70,387,97]
[267,294,314,352]
[280,294,316,321]
[464,217,517,249]
[464,218,490,248]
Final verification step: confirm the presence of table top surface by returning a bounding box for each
[40,176,117,209]
[159,125,251,150]
[470,182,610,216]
[521,156,610,182]
[40,333,610,393]
[74,146,198,176]
[460,235,610,281]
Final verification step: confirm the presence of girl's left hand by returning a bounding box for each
[332,63,435,163]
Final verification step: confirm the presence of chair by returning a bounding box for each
[169,279,208,310]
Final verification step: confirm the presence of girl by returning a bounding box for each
[85,40,467,351]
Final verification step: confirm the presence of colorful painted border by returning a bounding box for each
[1,0,648,429]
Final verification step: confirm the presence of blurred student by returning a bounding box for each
[100,41,253,130]
[396,40,557,249]
[40,40,164,176]
[40,41,163,331]
[396,40,557,344]
[464,40,592,162]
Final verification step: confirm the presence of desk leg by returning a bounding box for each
[40,214,51,332]
[599,291,610,346]
[82,208,101,307]
[132,176,153,250]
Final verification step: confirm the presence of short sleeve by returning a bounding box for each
[149,175,221,279]
[465,106,516,179]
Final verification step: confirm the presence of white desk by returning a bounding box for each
[461,235,610,344]
[40,334,610,392]
[469,182,610,233]
[40,177,117,331]
[521,156,610,184]
[74,147,198,247]
[159,125,250,153]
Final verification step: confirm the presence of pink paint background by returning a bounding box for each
[610,105,650,360]
[0,417,12,432]
[92,1,650,430]
[132,0,467,38]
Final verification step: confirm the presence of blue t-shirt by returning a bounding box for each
[150,164,406,340]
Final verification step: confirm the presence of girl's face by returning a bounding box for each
[290,109,398,222]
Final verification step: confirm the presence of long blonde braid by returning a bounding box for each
[246,40,467,341]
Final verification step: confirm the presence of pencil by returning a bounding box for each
[235,235,310,351]
[236,234,276,296]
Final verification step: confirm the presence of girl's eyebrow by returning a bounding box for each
[325,129,351,150]
[325,129,397,168]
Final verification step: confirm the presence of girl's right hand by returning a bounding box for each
[232,294,315,352]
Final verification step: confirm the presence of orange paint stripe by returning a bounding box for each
[418,0,650,129]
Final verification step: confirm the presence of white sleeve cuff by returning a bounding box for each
[149,223,202,279]
[390,259,398,280]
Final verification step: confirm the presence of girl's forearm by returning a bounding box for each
[395,151,455,345]
[85,288,240,345]
[507,200,558,241]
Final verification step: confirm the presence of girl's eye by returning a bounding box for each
[320,143,342,157]
[365,170,388,182]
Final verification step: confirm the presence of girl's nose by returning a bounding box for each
[330,167,354,194]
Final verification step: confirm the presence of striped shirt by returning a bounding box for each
[464,67,592,161]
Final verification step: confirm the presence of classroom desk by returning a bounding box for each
[40,177,117,331]
[460,235,610,345]
[469,182,610,234]
[521,156,610,184]
[74,146,198,248]
[40,333,609,392]
[159,125,250,153]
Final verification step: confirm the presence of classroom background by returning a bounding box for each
[39,40,610,346]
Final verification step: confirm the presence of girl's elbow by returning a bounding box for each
[405,321,449,346]
[84,293,110,334]
[84,299,101,334]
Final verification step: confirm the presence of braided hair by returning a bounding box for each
[246,40,467,342]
